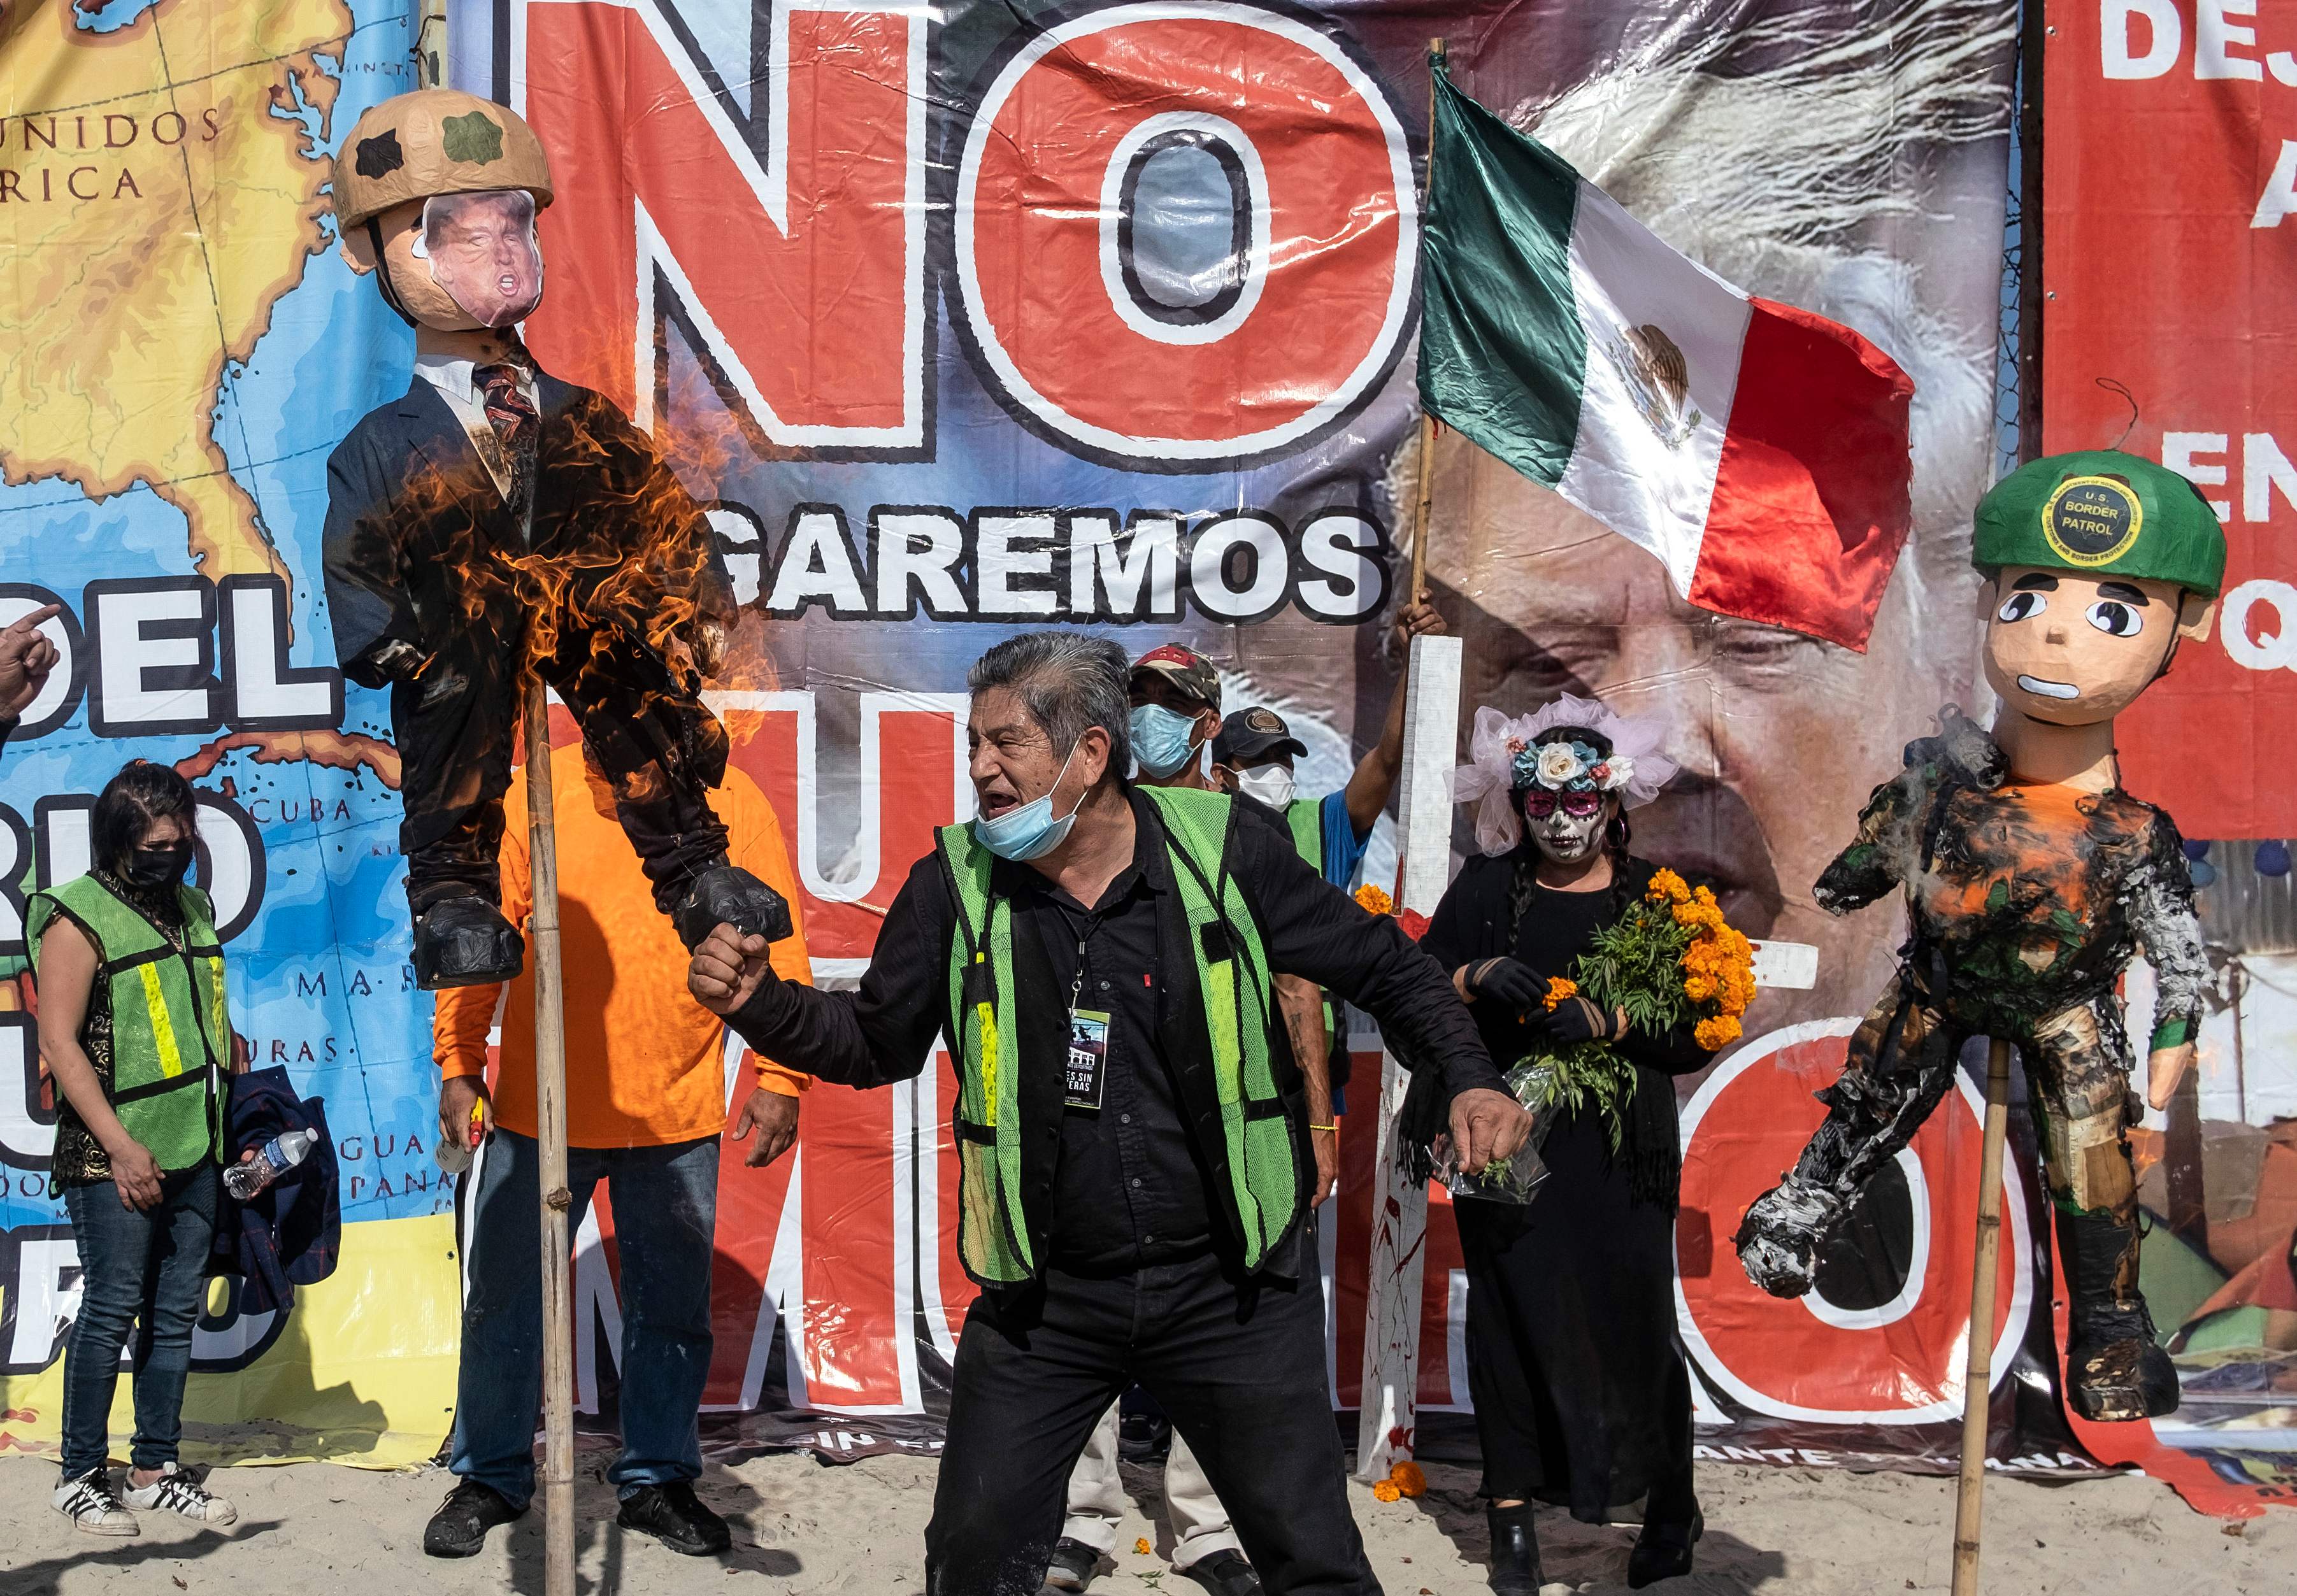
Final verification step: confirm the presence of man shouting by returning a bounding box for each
[689,631,1528,1595]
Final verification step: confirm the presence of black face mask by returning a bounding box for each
[122,843,192,893]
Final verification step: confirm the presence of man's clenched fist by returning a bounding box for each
[689,922,775,1016]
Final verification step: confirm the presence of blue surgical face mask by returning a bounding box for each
[1130,704,1202,780]
[973,740,1085,862]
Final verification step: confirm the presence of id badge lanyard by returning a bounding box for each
[1063,913,1111,1113]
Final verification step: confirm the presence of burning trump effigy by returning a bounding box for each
[320,89,790,990]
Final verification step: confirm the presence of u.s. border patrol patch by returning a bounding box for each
[2042,475,2144,567]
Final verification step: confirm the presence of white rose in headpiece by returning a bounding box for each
[1450,696,1681,857]
[1535,743,1584,787]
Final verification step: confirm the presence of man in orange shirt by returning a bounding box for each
[423,739,812,1560]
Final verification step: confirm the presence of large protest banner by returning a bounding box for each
[2038,0,2297,1512]
[3,0,2290,1508]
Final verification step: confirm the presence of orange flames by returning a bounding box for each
[375,356,787,812]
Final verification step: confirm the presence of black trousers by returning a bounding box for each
[394,599,729,915]
[927,1237,1378,1596]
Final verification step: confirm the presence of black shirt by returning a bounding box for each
[728,787,1506,1275]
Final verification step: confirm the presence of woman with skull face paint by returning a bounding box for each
[1407,697,1705,1593]
[32,761,247,1534]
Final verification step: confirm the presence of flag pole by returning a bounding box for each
[1356,35,1452,1487]
[1405,36,1445,611]
[1950,1037,2014,1596]
[524,680,576,1596]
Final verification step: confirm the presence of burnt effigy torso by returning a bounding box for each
[1814,718,2206,1043]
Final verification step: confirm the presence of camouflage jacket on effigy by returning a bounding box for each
[1813,710,2208,1050]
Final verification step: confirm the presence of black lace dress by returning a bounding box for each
[1419,850,1707,1521]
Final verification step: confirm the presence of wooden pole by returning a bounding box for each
[1950,1038,2014,1596]
[524,680,576,1596]
[1405,36,1446,611]
[1354,35,1454,1487]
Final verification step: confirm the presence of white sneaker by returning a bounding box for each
[124,1462,238,1526]
[53,1469,138,1536]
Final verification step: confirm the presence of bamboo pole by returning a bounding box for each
[524,679,575,1596]
[1950,1038,2014,1596]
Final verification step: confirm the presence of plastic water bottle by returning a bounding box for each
[224,1128,318,1201]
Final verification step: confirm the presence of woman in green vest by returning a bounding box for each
[36,760,241,1535]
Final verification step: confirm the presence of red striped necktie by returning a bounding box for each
[473,362,538,513]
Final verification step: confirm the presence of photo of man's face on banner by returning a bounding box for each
[419,189,544,328]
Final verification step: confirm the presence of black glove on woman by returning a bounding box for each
[1526,991,1624,1045]
[1463,957,1549,1013]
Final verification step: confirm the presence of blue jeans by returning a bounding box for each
[60,1164,220,1479]
[451,1130,718,1508]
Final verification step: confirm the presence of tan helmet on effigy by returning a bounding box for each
[333,89,553,231]
[334,90,555,332]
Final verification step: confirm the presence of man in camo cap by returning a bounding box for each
[1737,450,2226,1425]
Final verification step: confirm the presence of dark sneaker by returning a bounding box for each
[412,897,524,990]
[1627,1507,1703,1588]
[671,863,793,951]
[52,1469,137,1537]
[124,1462,237,1525]
[1180,1549,1263,1596]
[1117,1408,1171,1465]
[423,1479,525,1558]
[1042,1537,1102,1592]
[617,1481,732,1557]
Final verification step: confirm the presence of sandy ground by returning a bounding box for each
[3,1450,2293,1596]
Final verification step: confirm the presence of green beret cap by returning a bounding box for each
[1973,450,2227,597]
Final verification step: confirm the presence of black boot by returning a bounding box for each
[2058,1211,2180,1422]
[1485,1502,1542,1596]
[1627,1508,1702,1588]
[412,894,525,990]
[669,861,794,951]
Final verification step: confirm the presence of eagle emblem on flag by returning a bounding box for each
[1605,323,1701,448]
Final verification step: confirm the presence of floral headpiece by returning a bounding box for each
[1450,694,1679,857]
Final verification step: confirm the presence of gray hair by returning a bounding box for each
[968,632,1132,781]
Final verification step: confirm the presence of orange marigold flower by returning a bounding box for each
[1647,867,1691,905]
[1693,884,1718,908]
[1371,1479,1403,1503]
[1389,1460,1428,1498]
[1355,883,1394,916]
[1134,1539,1154,1556]
[1542,976,1578,1011]
[1684,974,1717,1003]
[1695,1015,1742,1050]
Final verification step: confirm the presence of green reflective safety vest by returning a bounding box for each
[27,876,229,1172]
[936,785,1302,1285]
[1281,797,1341,1041]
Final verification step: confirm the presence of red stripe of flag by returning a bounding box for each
[1688,297,1916,652]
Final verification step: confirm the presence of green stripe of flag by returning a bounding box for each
[1415,62,1585,488]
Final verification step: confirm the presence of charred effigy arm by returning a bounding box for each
[2126,811,2208,1053]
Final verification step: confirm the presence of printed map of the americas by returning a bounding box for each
[0,0,352,578]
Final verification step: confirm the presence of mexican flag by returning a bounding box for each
[1417,66,1915,651]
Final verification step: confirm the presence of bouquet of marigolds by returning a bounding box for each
[1451,868,1756,1202]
